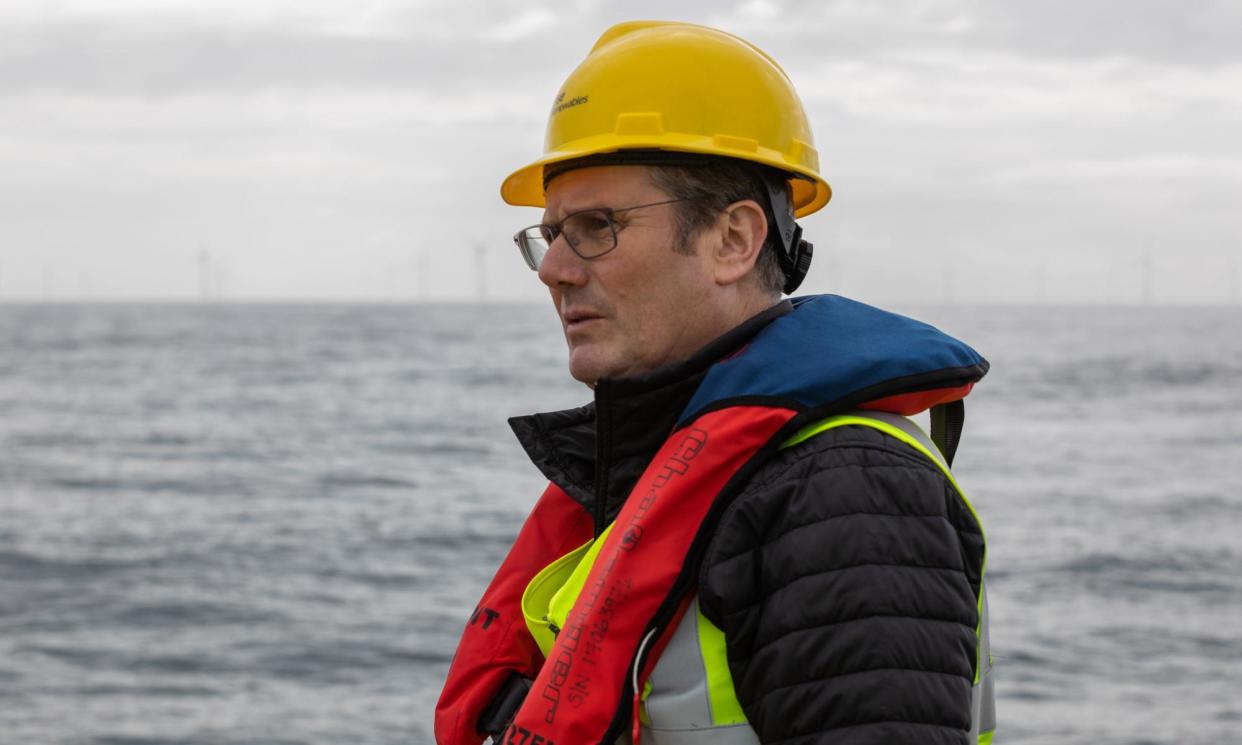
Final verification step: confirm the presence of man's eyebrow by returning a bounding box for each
[544,202,610,222]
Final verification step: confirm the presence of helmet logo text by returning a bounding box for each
[552,91,589,115]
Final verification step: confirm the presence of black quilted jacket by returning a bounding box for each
[509,304,984,744]
[699,422,984,744]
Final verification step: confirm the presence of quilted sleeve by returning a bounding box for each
[699,425,985,745]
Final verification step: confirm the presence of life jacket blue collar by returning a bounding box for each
[680,294,989,427]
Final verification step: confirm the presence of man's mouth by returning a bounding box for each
[563,309,604,329]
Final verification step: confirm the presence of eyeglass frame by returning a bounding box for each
[512,196,701,271]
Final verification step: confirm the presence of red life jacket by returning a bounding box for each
[435,296,988,744]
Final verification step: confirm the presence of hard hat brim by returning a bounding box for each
[501,137,831,219]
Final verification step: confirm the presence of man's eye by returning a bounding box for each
[577,214,612,233]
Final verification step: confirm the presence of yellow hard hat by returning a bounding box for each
[500,21,832,218]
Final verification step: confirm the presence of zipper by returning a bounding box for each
[597,522,713,740]
[592,381,612,536]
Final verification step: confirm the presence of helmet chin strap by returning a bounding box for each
[760,177,814,294]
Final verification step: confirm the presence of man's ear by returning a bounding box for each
[713,199,768,286]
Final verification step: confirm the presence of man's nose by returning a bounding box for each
[537,234,589,289]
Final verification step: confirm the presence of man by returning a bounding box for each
[436,21,994,745]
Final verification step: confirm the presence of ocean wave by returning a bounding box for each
[255,643,453,681]
[111,601,287,629]
[316,473,418,490]
[1037,356,1242,399]
[1053,549,1241,598]
[0,550,176,578]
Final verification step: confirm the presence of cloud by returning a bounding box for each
[796,51,1242,127]
[991,154,1242,187]
[735,0,781,22]
[0,6,592,100]
[0,0,444,36]
[7,87,544,135]
[708,0,975,38]
[481,9,560,42]
[0,88,544,197]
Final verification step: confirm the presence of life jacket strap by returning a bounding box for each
[478,674,533,737]
[930,398,966,467]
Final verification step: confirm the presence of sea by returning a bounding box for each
[1,301,1239,745]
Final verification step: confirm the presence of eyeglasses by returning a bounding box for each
[513,197,696,271]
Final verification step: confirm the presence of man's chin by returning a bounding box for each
[567,359,604,388]
[567,347,617,387]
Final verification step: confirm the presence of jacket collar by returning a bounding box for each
[509,301,791,533]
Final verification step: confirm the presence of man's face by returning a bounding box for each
[538,165,722,385]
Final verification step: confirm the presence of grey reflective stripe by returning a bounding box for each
[975,589,997,737]
[847,411,996,741]
[849,409,951,469]
[640,597,759,745]
[637,723,757,745]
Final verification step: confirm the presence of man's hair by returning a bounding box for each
[647,160,789,296]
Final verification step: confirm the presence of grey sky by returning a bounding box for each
[1,0,1239,303]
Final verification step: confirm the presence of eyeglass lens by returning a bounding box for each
[516,210,617,270]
